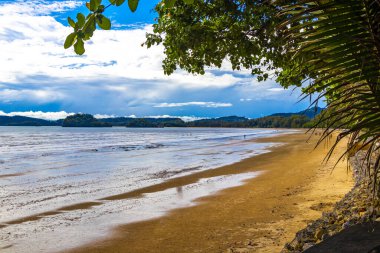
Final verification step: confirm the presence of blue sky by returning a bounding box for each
[0,0,319,120]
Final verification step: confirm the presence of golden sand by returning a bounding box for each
[64,132,353,253]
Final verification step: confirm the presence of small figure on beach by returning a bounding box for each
[176,186,183,197]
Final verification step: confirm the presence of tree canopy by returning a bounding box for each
[66,0,380,197]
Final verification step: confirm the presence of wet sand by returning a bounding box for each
[65,132,353,253]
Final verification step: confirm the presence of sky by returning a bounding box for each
[0,0,320,120]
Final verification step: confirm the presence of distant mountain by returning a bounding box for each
[187,114,311,128]
[270,107,324,118]
[99,117,186,127]
[0,107,324,128]
[0,116,58,126]
[187,116,249,127]
[215,116,248,122]
[99,117,135,126]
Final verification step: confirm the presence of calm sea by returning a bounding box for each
[0,127,294,252]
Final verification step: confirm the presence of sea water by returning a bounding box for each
[0,127,295,252]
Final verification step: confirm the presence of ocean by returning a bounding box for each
[0,127,294,252]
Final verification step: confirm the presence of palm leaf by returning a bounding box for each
[279,0,380,199]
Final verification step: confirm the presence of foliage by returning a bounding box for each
[62,114,112,127]
[278,0,380,198]
[250,115,310,128]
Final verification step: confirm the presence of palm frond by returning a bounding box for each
[278,0,380,198]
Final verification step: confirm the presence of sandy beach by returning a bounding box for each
[63,131,353,253]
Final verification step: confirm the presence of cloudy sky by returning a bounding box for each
[0,0,318,120]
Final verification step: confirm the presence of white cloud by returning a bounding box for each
[0,0,308,117]
[0,0,242,92]
[240,98,252,102]
[0,110,74,120]
[268,88,284,92]
[93,114,116,119]
[154,102,233,108]
[0,89,66,103]
[0,0,84,16]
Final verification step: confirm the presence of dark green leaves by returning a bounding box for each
[110,0,139,10]
[74,38,85,55]
[128,0,139,12]
[96,15,111,30]
[67,17,75,28]
[64,33,76,49]
[64,13,93,53]
[84,15,96,36]
[65,12,96,53]
[165,0,176,9]
[112,0,126,6]
[162,0,193,9]
[65,0,112,54]
[86,0,103,11]
[89,0,101,11]
[76,13,85,28]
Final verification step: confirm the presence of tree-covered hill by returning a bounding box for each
[187,115,310,128]
[0,116,58,126]
[62,114,112,127]
[270,107,324,119]
[0,108,322,128]
[99,117,186,127]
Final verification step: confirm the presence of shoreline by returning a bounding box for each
[0,129,293,253]
[1,128,291,253]
[63,132,353,253]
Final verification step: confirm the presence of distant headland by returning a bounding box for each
[0,107,323,128]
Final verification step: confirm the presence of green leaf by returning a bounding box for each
[68,17,75,28]
[96,15,111,30]
[95,0,102,8]
[80,15,95,41]
[83,15,96,37]
[64,32,76,49]
[77,13,85,28]
[183,0,193,4]
[112,0,125,6]
[74,38,85,55]
[165,0,176,8]
[128,0,138,12]
[97,4,105,13]
[89,0,96,11]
